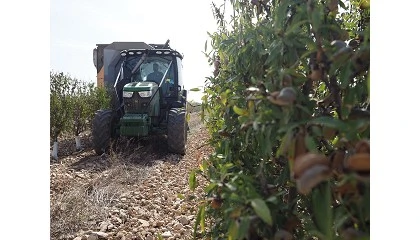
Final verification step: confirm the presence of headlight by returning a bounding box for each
[138,91,153,98]
[123,91,133,98]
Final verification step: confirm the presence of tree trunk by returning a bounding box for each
[52,141,59,160]
[75,136,82,151]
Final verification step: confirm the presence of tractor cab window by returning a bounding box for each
[161,63,176,97]
[129,55,176,97]
[140,57,175,97]
[137,57,172,84]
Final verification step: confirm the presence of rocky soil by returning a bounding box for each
[50,112,212,240]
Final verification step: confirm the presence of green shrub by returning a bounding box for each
[50,71,73,142]
[50,71,111,141]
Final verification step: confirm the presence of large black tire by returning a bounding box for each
[92,109,115,155]
[167,108,187,155]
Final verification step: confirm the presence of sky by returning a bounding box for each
[50,0,231,102]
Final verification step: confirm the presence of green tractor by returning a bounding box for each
[91,40,188,155]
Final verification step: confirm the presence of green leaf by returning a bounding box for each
[177,193,185,200]
[263,129,273,155]
[338,63,353,89]
[338,0,347,9]
[305,135,319,152]
[274,1,288,30]
[318,82,326,93]
[199,160,208,172]
[285,20,309,35]
[367,70,370,98]
[250,198,273,226]
[309,117,347,131]
[233,105,248,116]
[307,230,326,239]
[331,135,340,146]
[311,7,322,31]
[190,87,201,92]
[226,183,237,191]
[296,104,313,116]
[283,37,294,47]
[237,217,251,239]
[334,206,350,232]
[228,220,238,239]
[193,205,204,238]
[200,205,206,232]
[205,182,218,193]
[311,182,333,240]
[276,128,293,158]
[311,125,323,137]
[189,171,198,191]
[266,195,279,204]
[221,38,236,46]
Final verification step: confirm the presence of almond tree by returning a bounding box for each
[191,0,370,239]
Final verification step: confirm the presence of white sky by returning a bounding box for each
[50,0,229,92]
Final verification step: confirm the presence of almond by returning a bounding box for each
[322,126,337,140]
[294,152,329,179]
[327,0,338,12]
[282,74,293,87]
[279,87,297,103]
[294,128,307,159]
[267,87,296,106]
[335,182,358,196]
[355,140,370,154]
[332,46,352,63]
[331,40,347,50]
[344,153,370,172]
[310,69,322,81]
[210,198,222,209]
[331,149,345,175]
[274,229,293,240]
[296,164,331,195]
[317,93,334,107]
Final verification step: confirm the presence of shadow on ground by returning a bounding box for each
[67,134,183,173]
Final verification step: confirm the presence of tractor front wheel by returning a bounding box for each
[92,109,116,155]
[167,108,187,155]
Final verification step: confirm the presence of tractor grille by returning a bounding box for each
[124,92,150,114]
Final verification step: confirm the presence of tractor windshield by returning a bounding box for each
[126,55,173,85]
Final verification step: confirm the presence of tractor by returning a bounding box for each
[91,40,188,155]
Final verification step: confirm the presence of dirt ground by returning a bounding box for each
[50,112,212,240]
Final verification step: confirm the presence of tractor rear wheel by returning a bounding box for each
[92,109,115,155]
[167,108,187,155]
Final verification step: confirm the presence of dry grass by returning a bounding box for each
[51,186,106,239]
[50,158,150,240]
